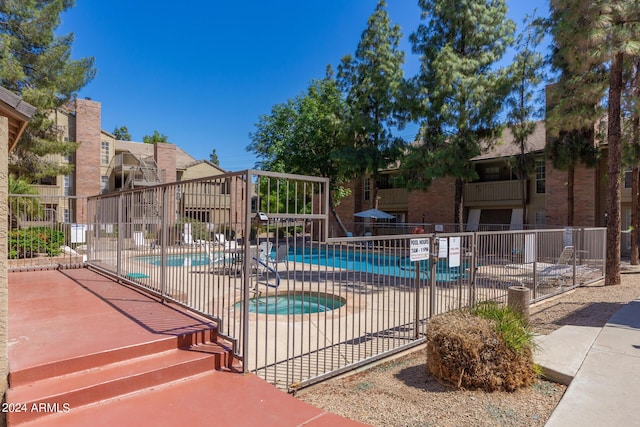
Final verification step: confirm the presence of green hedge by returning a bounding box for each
[9,227,65,259]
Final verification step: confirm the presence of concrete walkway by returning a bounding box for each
[535,298,640,427]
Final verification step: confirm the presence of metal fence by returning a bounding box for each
[8,194,88,271]
[79,171,606,392]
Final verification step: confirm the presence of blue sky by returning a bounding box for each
[59,1,549,172]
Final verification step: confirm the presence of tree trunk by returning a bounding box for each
[567,165,575,227]
[329,195,349,237]
[631,60,640,265]
[455,177,464,232]
[632,166,639,265]
[521,177,527,227]
[605,52,623,286]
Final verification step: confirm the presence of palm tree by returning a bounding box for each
[8,175,40,229]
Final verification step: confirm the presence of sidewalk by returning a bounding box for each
[537,298,640,427]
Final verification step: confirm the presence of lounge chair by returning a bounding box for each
[535,246,576,288]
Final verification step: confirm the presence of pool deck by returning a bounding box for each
[7,268,369,427]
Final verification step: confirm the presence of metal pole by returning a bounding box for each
[160,187,168,301]
[429,236,437,318]
[414,259,420,338]
[116,194,123,277]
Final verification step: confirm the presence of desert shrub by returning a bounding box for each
[426,305,536,392]
[8,227,65,259]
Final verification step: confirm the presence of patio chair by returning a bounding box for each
[182,232,195,246]
[215,233,238,250]
[268,244,290,268]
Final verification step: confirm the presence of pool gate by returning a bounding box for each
[79,170,606,392]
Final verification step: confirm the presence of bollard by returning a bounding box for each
[507,284,531,323]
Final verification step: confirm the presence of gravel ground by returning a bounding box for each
[296,265,640,427]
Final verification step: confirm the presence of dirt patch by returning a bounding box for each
[297,266,640,427]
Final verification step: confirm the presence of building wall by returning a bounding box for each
[331,180,357,236]
[544,159,567,227]
[154,143,176,184]
[545,159,600,227]
[407,177,457,225]
[74,99,102,222]
[0,116,8,424]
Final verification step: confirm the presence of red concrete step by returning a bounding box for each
[7,349,218,425]
[9,329,218,387]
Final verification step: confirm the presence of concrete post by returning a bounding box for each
[508,284,531,323]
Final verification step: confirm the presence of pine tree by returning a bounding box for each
[403,0,515,229]
[550,0,640,285]
[0,0,96,180]
[337,0,405,209]
[112,125,131,141]
[209,148,220,166]
[142,130,169,143]
[505,12,546,226]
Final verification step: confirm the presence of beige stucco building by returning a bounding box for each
[0,86,36,426]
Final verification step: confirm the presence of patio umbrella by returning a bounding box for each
[353,208,395,220]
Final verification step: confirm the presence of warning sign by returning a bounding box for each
[410,238,430,261]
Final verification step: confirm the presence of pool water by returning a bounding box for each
[134,253,210,267]
[288,247,465,282]
[238,293,346,315]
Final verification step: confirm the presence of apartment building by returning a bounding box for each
[332,121,623,242]
[31,98,232,227]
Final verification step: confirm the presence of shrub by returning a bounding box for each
[426,304,536,392]
[8,227,65,259]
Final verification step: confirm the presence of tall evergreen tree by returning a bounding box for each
[550,0,640,286]
[209,148,220,166]
[505,12,546,226]
[0,0,96,180]
[337,0,405,209]
[142,130,169,143]
[403,0,515,229]
[112,125,131,141]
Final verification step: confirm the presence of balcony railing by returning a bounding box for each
[377,188,408,210]
[464,180,526,207]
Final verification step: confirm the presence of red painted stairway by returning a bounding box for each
[7,269,238,426]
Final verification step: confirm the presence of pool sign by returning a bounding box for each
[410,238,430,261]
[449,237,461,267]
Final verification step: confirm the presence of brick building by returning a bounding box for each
[331,121,629,248]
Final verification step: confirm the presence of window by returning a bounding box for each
[535,160,546,194]
[364,178,370,201]
[484,166,500,182]
[101,176,109,192]
[101,141,110,165]
[64,209,71,224]
[624,167,633,189]
[63,175,72,196]
[37,176,56,186]
[535,211,546,226]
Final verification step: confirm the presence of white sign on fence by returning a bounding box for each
[410,238,430,261]
[449,236,461,267]
[438,237,448,258]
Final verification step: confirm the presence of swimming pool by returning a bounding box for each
[236,292,346,315]
[288,247,465,282]
[134,253,210,267]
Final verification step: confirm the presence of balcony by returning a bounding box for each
[32,184,63,198]
[464,180,526,207]
[377,188,408,210]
